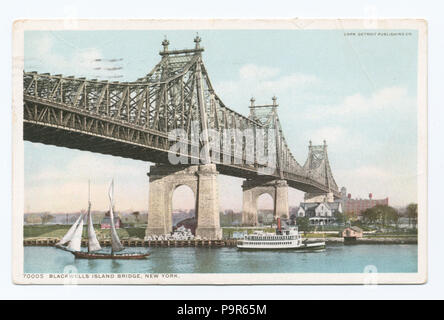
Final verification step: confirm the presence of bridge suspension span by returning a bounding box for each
[23,36,340,238]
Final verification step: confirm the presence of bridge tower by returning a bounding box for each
[145,36,222,240]
[303,140,338,203]
[241,96,289,226]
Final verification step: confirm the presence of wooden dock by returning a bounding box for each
[23,238,239,248]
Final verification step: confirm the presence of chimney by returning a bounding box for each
[348,193,351,199]
[369,193,373,199]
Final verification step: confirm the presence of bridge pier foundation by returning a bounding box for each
[195,164,222,240]
[145,163,222,240]
[241,178,289,226]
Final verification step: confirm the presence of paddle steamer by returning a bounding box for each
[237,218,325,251]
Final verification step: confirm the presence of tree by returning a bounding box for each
[41,213,55,225]
[25,214,42,224]
[383,205,399,227]
[335,212,346,225]
[406,203,418,228]
[295,217,310,233]
[361,205,399,227]
[132,211,140,223]
[361,208,377,225]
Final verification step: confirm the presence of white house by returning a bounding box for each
[297,201,342,225]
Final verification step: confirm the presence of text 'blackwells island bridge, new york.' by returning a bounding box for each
[23,36,340,240]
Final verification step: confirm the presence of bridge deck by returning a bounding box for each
[22,38,340,198]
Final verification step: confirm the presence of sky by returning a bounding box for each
[23,29,418,213]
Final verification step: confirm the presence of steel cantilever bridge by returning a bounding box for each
[23,36,340,237]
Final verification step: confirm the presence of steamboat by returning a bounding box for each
[237,218,325,251]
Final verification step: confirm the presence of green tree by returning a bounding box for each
[383,205,400,227]
[361,208,377,225]
[406,203,418,228]
[295,217,310,233]
[335,212,346,225]
[361,205,399,227]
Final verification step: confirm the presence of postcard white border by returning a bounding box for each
[12,18,428,285]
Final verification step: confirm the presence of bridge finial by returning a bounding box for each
[162,37,170,52]
[250,97,255,107]
[272,96,277,107]
[194,34,202,49]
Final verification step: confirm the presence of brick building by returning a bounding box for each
[340,187,389,216]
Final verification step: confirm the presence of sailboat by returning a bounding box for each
[56,180,150,260]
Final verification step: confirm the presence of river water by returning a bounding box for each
[24,244,417,274]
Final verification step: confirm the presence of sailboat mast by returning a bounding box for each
[87,180,91,253]
[110,180,113,255]
[108,179,124,254]
[87,180,102,253]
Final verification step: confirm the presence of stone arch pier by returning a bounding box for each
[145,164,222,240]
[242,178,289,226]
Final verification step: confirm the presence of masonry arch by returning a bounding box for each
[242,178,288,226]
[256,192,274,225]
[171,184,197,234]
[146,164,222,239]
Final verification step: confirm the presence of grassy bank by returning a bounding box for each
[24,224,146,239]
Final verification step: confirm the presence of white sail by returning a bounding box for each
[108,180,124,253]
[57,214,83,246]
[67,214,85,252]
[87,202,102,253]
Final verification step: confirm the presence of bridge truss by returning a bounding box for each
[23,36,339,197]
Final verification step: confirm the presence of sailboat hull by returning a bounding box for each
[71,251,150,260]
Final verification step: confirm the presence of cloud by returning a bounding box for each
[28,153,143,184]
[336,165,417,206]
[35,34,53,56]
[25,151,149,212]
[25,180,149,213]
[215,64,318,108]
[305,86,414,119]
[239,64,279,80]
[309,126,347,145]
[25,33,106,78]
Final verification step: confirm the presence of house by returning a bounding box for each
[100,216,122,229]
[342,226,363,240]
[297,201,343,225]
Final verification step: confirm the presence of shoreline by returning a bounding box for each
[309,237,417,244]
[23,236,418,247]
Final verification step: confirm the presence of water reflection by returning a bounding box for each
[111,259,122,273]
[24,245,418,274]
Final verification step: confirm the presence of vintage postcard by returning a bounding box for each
[12,19,427,284]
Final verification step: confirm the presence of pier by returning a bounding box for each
[23,236,417,247]
[23,238,239,247]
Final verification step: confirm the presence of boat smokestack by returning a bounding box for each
[277,217,281,232]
